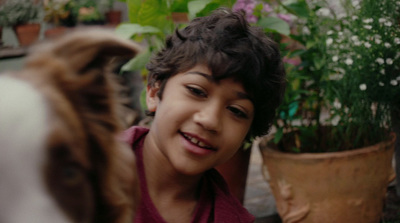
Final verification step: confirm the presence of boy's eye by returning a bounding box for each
[227,106,248,119]
[186,86,207,98]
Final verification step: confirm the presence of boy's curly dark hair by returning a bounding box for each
[146,8,286,138]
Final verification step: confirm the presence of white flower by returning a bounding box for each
[363,18,373,23]
[359,83,367,91]
[332,55,339,62]
[351,35,358,41]
[386,58,393,65]
[327,30,334,35]
[374,34,382,39]
[379,82,385,86]
[326,38,333,45]
[397,76,400,81]
[394,37,400,44]
[385,42,391,48]
[375,39,382,44]
[379,18,386,23]
[364,42,371,48]
[384,21,393,26]
[380,69,385,75]
[317,8,331,17]
[354,40,361,46]
[302,26,310,35]
[333,99,342,109]
[390,80,398,85]
[345,58,353,65]
[376,58,384,65]
[352,0,360,7]
[352,15,358,20]
[364,25,372,29]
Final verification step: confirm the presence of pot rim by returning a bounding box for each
[259,132,396,160]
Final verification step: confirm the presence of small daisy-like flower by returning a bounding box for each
[375,39,382,44]
[332,56,339,62]
[390,80,398,85]
[380,69,385,75]
[397,76,400,81]
[363,18,373,23]
[359,83,367,91]
[327,30,334,35]
[384,42,391,48]
[345,58,353,65]
[352,15,358,20]
[333,99,342,109]
[386,58,393,65]
[351,35,358,41]
[394,37,400,44]
[326,38,333,45]
[379,82,385,86]
[384,21,392,26]
[364,42,371,48]
[354,40,361,46]
[379,18,386,23]
[364,25,372,29]
[376,58,384,65]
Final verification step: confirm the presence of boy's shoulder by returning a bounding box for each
[120,126,149,146]
[204,169,255,223]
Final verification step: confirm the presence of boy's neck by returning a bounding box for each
[142,132,203,200]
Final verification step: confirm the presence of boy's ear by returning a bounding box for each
[146,83,160,112]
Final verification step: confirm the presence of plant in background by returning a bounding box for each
[43,0,74,26]
[0,0,42,26]
[325,0,400,150]
[77,0,105,24]
[266,0,400,153]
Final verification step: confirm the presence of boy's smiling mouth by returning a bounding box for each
[180,131,217,151]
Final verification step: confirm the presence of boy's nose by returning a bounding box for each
[193,102,222,133]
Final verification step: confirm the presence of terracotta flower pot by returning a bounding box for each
[105,10,122,25]
[259,133,395,223]
[13,23,41,47]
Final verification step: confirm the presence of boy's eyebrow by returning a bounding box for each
[185,71,215,82]
[186,71,253,102]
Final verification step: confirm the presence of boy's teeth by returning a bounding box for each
[190,137,199,144]
[184,133,210,149]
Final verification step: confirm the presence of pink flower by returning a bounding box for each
[247,14,258,23]
[262,3,272,13]
[277,13,291,23]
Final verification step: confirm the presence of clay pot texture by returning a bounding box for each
[259,133,395,223]
[13,23,41,47]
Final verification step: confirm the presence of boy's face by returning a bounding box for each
[146,64,254,176]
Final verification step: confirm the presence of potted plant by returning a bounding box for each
[257,0,399,222]
[1,0,42,47]
[43,0,75,38]
[76,0,105,25]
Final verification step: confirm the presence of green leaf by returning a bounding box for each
[171,0,189,12]
[140,88,148,112]
[121,49,152,72]
[115,24,161,39]
[283,0,309,18]
[288,101,299,117]
[188,0,212,19]
[127,0,142,23]
[257,17,290,36]
[273,128,284,144]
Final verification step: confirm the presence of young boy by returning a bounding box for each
[122,8,286,223]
